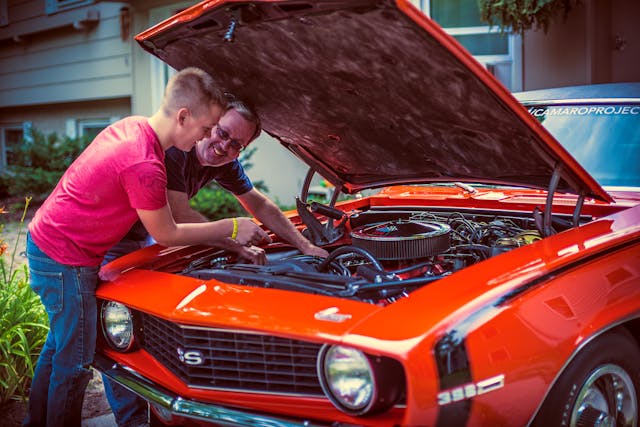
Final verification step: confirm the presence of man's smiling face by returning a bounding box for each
[195,108,256,167]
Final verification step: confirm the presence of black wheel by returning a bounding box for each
[532,329,640,427]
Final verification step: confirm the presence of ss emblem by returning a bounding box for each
[177,346,204,366]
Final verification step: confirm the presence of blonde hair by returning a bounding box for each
[162,67,225,117]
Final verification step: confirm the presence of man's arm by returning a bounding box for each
[236,188,328,258]
[164,189,268,264]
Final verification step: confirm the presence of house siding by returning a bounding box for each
[0,97,130,137]
[522,0,639,90]
[0,1,132,108]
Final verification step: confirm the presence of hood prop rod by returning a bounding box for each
[297,168,346,246]
[535,164,586,236]
[534,164,562,238]
[543,164,562,237]
[572,193,585,227]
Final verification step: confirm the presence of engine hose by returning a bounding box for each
[318,245,384,272]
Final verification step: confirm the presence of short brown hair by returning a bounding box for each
[162,67,225,117]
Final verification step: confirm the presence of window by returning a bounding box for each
[77,118,110,140]
[1,123,27,170]
[423,0,521,91]
[65,117,117,140]
[0,0,8,27]
[531,103,640,187]
[45,0,94,14]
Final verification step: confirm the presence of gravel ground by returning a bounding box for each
[0,372,113,427]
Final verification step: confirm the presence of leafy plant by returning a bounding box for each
[189,146,270,220]
[478,0,582,35]
[0,197,48,404]
[190,186,247,220]
[2,129,90,201]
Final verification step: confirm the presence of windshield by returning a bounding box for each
[528,103,640,188]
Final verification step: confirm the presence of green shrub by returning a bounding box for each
[2,129,90,201]
[189,146,269,220]
[190,186,248,220]
[0,198,48,405]
[478,0,582,35]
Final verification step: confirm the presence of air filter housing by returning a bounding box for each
[350,220,451,260]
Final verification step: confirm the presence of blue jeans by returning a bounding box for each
[101,237,151,427]
[23,233,100,427]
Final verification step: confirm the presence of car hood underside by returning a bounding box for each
[136,0,608,201]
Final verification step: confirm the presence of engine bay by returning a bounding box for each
[180,202,574,305]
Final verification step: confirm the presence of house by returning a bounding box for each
[0,0,638,204]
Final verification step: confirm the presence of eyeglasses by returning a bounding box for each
[215,125,245,152]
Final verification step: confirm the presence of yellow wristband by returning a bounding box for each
[231,217,238,240]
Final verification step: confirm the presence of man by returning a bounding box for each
[103,99,328,427]
[23,67,270,427]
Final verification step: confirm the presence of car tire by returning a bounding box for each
[532,329,640,427]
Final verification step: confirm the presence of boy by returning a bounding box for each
[23,67,269,427]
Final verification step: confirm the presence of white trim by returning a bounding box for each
[66,118,77,139]
[444,26,504,36]
[149,2,192,112]
[510,34,523,91]
[23,121,33,143]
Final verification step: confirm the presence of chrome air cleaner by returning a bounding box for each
[350,220,451,260]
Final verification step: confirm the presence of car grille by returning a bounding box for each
[140,313,325,395]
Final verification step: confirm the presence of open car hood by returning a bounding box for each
[136,0,610,202]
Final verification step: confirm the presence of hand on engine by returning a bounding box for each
[300,244,329,258]
[229,217,272,247]
[234,245,267,265]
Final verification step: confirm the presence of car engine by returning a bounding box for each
[181,204,554,305]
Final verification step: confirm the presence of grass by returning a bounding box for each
[0,197,48,405]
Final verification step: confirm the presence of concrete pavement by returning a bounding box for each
[83,413,117,427]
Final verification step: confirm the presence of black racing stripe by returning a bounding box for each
[435,400,472,427]
[433,236,640,426]
[434,330,473,427]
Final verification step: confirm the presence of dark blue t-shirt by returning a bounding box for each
[165,147,252,197]
[125,147,253,240]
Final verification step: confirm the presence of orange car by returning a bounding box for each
[94,0,640,426]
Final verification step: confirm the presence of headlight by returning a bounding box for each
[101,301,135,351]
[318,345,405,416]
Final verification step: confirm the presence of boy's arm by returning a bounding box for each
[136,204,269,249]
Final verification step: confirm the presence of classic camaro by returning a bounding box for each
[93,0,640,426]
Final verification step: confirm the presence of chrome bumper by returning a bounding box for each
[93,354,353,427]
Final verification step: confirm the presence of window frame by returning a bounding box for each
[422,0,522,91]
[0,123,26,170]
[45,0,94,14]
[0,0,8,27]
[65,117,118,140]
[77,118,111,139]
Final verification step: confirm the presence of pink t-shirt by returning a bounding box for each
[29,116,168,266]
